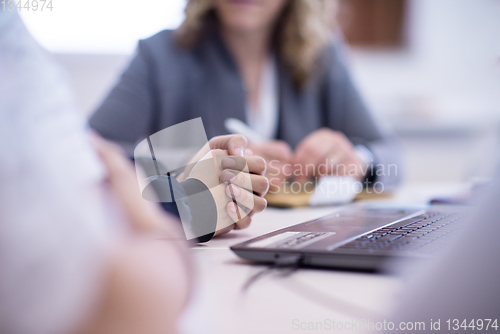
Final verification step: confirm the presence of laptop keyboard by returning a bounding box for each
[337,211,466,254]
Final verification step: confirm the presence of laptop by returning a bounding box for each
[230,206,467,271]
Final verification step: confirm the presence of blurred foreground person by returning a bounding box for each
[0,10,190,334]
[0,10,266,334]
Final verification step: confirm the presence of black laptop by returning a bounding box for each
[230,206,467,271]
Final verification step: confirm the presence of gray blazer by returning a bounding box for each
[90,29,401,188]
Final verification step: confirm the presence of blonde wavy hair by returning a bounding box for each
[174,0,335,88]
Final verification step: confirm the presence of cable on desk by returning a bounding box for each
[240,254,301,293]
[240,254,384,320]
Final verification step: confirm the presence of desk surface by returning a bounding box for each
[180,183,466,334]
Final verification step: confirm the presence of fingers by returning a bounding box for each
[92,135,146,210]
[226,202,246,224]
[247,141,292,185]
[214,224,234,236]
[321,151,348,175]
[225,202,252,230]
[225,184,267,214]
[268,141,293,162]
[293,132,333,179]
[248,140,293,162]
[245,156,266,175]
[220,155,246,171]
[91,134,133,183]
[220,169,269,196]
[218,154,269,233]
[221,155,266,175]
[293,129,361,180]
[234,216,252,230]
[326,152,367,180]
[209,134,247,157]
[225,190,266,229]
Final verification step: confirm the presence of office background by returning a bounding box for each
[20,0,500,185]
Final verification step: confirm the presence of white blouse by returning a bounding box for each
[245,55,279,141]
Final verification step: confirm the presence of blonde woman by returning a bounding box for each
[91,0,401,211]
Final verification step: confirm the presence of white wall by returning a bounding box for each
[345,0,500,184]
[21,0,186,113]
[53,54,130,115]
[348,0,500,133]
[21,0,185,54]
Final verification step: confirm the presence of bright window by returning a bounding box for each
[20,0,186,54]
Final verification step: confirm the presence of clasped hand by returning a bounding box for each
[248,128,368,192]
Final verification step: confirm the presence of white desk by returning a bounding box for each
[180,183,467,334]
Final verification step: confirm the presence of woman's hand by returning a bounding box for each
[293,128,367,182]
[248,140,293,191]
[209,134,249,157]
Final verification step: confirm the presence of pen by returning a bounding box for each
[224,118,264,143]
